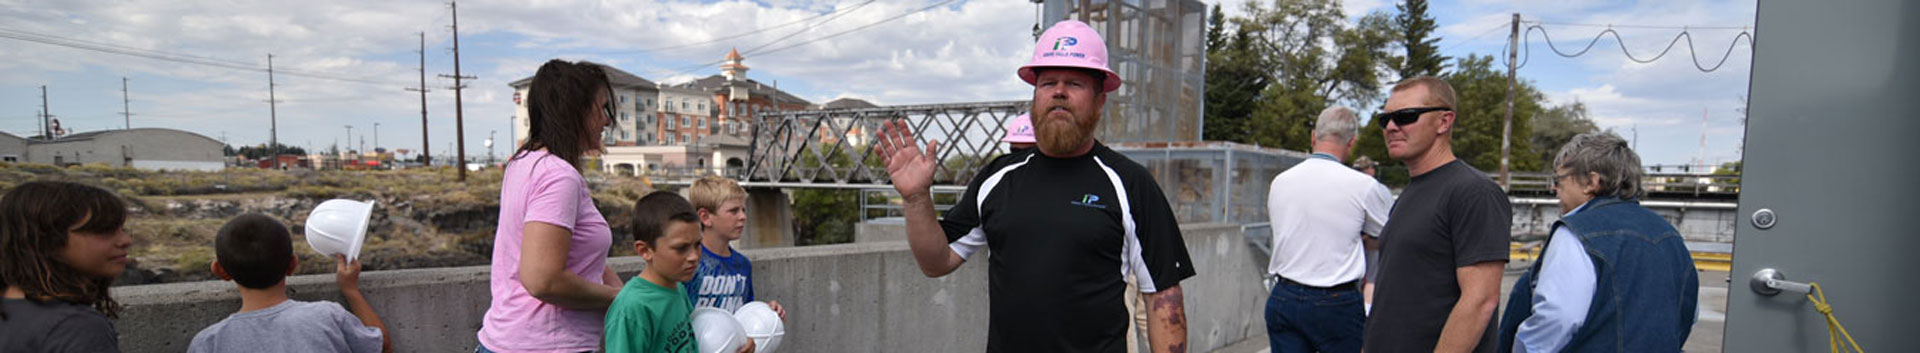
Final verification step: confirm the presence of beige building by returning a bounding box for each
[509,64,659,148]
[656,85,714,146]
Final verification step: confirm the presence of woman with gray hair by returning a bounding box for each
[1496,132,1699,352]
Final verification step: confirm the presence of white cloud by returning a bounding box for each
[1429,0,1755,165]
[0,0,1753,164]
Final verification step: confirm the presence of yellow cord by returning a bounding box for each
[1805,282,1865,353]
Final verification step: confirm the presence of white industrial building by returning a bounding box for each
[0,128,225,171]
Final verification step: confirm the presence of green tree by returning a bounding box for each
[1233,0,1395,150]
[1203,4,1268,143]
[233,143,307,159]
[1710,160,1741,192]
[1390,0,1449,79]
[1531,100,1598,163]
[1443,54,1545,173]
[790,144,866,245]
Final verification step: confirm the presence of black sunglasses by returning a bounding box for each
[1375,107,1452,128]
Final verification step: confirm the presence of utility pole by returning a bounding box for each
[440,1,476,180]
[407,32,433,166]
[374,122,381,152]
[120,78,132,129]
[345,125,354,154]
[39,85,51,140]
[268,54,282,169]
[1500,13,1518,190]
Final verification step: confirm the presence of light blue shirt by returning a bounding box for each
[1514,202,1597,353]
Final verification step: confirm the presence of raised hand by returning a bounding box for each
[335,254,362,293]
[877,119,940,198]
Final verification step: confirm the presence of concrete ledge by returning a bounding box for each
[113,223,1263,352]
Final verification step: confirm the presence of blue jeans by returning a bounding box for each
[1265,278,1365,353]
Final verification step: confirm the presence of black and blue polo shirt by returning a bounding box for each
[939,142,1196,353]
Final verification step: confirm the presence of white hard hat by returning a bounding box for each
[692,307,749,353]
[304,199,375,262]
[733,301,786,353]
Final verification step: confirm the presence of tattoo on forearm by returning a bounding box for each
[1151,287,1186,327]
[1149,286,1188,353]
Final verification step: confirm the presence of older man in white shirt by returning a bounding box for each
[1263,106,1394,353]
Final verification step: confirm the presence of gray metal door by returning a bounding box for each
[1725,0,1920,351]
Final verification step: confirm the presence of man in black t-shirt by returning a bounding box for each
[877,20,1196,353]
[1362,77,1512,353]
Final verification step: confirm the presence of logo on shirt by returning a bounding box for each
[1069,194,1106,209]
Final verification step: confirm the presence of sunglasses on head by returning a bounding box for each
[1375,106,1452,128]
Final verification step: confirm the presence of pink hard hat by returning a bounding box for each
[1018,20,1122,93]
[1004,114,1035,143]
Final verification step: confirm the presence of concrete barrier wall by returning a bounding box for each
[112,223,1262,352]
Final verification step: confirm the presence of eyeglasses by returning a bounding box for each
[1551,172,1576,188]
[1375,107,1452,128]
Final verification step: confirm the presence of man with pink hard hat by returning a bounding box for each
[1003,113,1037,152]
[879,20,1196,353]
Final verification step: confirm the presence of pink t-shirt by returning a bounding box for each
[478,150,613,353]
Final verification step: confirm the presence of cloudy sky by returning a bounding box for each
[0,0,1752,167]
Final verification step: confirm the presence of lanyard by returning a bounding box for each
[1309,153,1340,162]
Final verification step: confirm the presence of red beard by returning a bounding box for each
[1033,106,1098,156]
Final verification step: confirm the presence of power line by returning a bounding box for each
[589,0,878,56]
[1440,22,1510,53]
[642,0,954,80]
[1531,21,1751,30]
[0,28,259,70]
[748,0,959,58]
[1515,23,1754,72]
[0,27,255,66]
[737,0,877,54]
[0,27,408,86]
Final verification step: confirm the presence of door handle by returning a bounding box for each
[1750,268,1813,296]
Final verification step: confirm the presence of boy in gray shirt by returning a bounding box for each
[189,213,390,353]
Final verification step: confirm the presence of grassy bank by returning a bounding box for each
[0,162,653,285]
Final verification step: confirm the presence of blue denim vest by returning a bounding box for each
[1497,196,1698,352]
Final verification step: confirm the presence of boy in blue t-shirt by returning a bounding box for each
[684,176,785,318]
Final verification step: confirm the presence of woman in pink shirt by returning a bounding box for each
[478,60,622,353]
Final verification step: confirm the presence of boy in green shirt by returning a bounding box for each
[605,191,752,353]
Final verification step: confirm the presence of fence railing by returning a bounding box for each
[1504,171,1741,196]
[744,101,1029,187]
